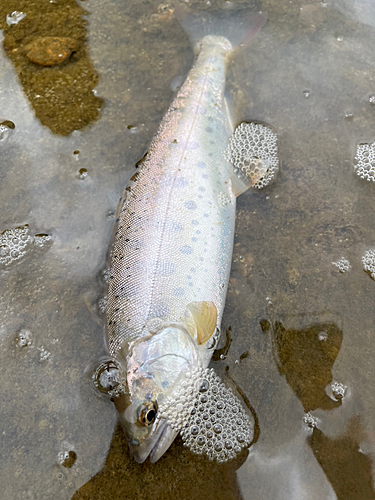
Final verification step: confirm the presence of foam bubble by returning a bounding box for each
[303,412,317,428]
[6,11,26,26]
[331,381,347,400]
[98,296,108,314]
[332,257,351,273]
[34,234,52,248]
[0,226,52,268]
[0,120,15,141]
[0,225,31,267]
[16,329,31,348]
[92,359,124,397]
[224,122,279,189]
[38,346,50,362]
[362,248,375,279]
[78,168,88,180]
[354,142,375,181]
[57,443,77,468]
[159,367,253,463]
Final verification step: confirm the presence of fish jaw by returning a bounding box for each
[128,419,178,463]
[113,326,202,462]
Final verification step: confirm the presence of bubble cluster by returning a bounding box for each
[33,234,52,248]
[331,381,346,400]
[6,11,26,26]
[16,329,31,348]
[332,257,351,273]
[218,191,231,207]
[0,225,31,266]
[78,168,88,180]
[102,268,111,283]
[224,122,279,189]
[92,360,124,397]
[354,142,375,181]
[98,296,107,314]
[58,443,77,468]
[159,367,253,463]
[0,120,15,142]
[303,412,317,429]
[318,331,328,342]
[38,346,50,362]
[362,249,375,279]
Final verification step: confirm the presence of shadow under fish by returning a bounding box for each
[71,422,245,500]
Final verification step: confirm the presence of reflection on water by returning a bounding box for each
[1,0,375,498]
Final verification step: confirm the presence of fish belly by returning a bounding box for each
[106,40,236,358]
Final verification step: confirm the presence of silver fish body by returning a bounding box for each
[104,9,268,463]
[107,37,234,358]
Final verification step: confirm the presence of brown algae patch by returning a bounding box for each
[0,0,103,135]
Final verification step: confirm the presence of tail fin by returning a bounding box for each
[174,5,267,50]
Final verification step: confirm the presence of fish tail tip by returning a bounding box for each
[174,5,267,51]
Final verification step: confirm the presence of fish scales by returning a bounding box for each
[106,39,236,358]
[101,8,269,464]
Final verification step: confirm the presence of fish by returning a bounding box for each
[102,6,272,464]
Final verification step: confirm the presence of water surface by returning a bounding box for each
[1,0,375,498]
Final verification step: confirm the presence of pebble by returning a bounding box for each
[24,37,79,67]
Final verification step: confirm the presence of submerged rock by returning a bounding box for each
[24,37,79,66]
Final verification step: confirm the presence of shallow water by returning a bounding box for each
[1,0,375,498]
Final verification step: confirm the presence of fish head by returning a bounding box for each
[114,324,200,462]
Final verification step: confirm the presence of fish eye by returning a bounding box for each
[138,400,158,426]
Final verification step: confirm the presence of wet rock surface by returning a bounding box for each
[25,37,79,67]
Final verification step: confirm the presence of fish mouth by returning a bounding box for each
[131,419,178,464]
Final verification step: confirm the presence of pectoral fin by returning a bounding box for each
[224,122,279,196]
[186,301,217,345]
